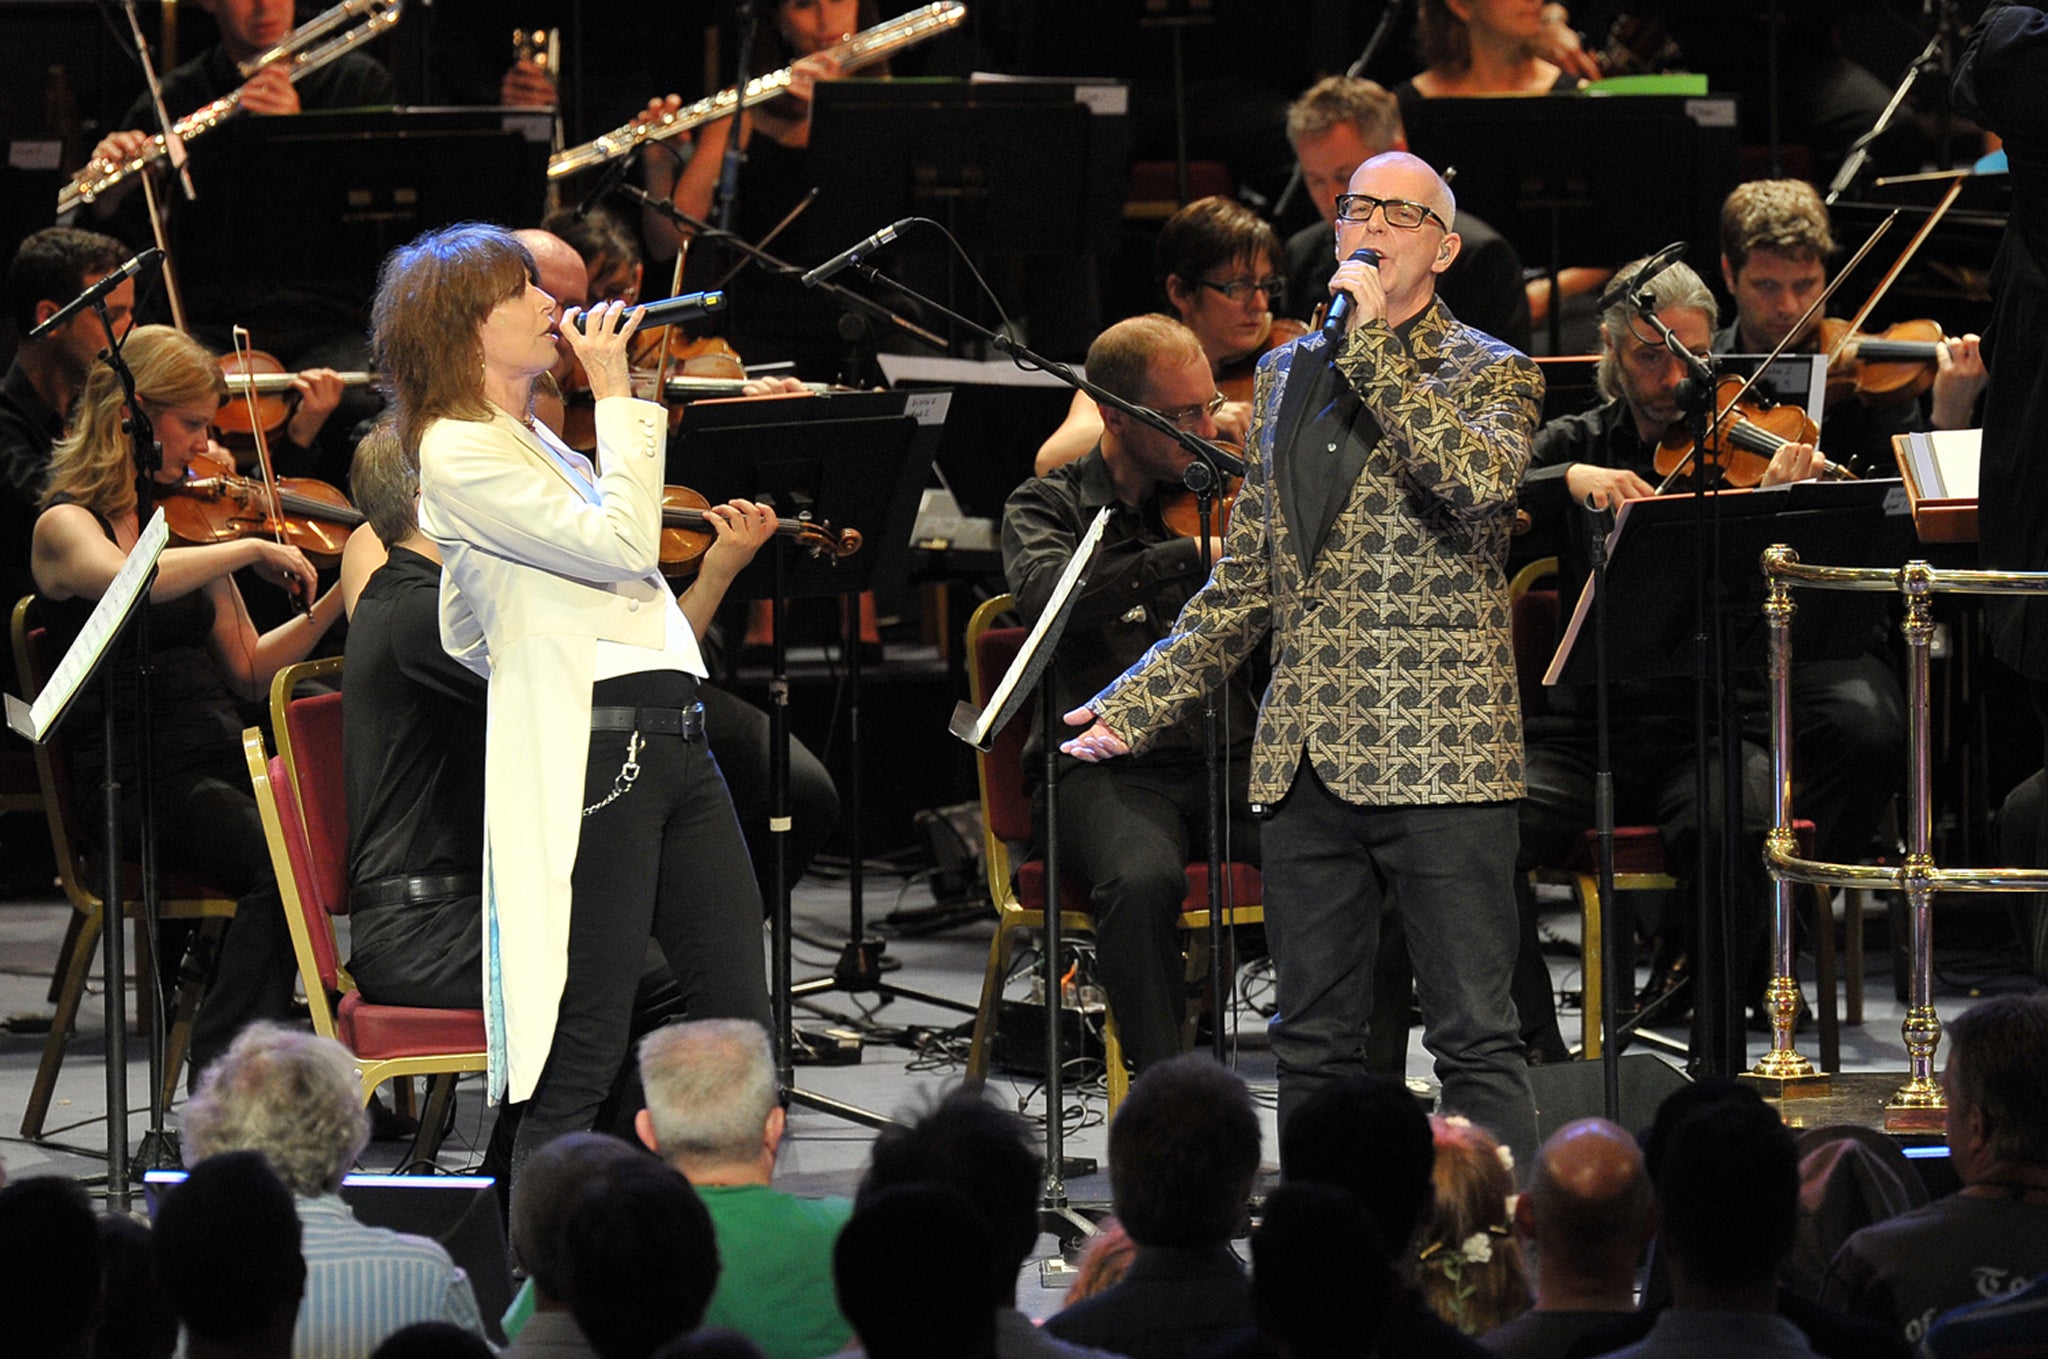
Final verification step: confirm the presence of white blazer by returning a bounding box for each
[417,396,678,1103]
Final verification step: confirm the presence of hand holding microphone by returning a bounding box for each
[1322,247,1382,339]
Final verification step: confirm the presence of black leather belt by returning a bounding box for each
[590,702,706,741]
[349,872,482,913]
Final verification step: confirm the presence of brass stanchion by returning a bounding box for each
[1889,563,1944,1129]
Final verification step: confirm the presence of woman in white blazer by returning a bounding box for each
[370,224,774,1178]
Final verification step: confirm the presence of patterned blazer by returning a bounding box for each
[1089,297,1542,808]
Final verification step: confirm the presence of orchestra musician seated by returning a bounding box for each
[1001,314,1263,1076]
[29,324,343,1082]
[1036,197,1287,476]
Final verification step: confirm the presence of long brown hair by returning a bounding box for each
[41,325,225,519]
[369,223,535,461]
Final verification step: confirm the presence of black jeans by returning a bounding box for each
[509,673,772,1179]
[1262,763,1537,1164]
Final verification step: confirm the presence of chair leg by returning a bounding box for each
[21,909,103,1138]
[1576,875,1603,1061]
[1811,887,1841,1073]
[1844,888,1867,1027]
[966,923,1019,1083]
[402,1073,460,1171]
[1103,1011,1128,1115]
[158,919,222,1113]
[46,909,84,1004]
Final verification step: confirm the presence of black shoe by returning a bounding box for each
[1632,949,1694,1027]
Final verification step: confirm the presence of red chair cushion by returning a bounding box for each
[974,625,1035,845]
[336,990,486,1059]
[1566,825,1671,877]
[282,692,350,916]
[1018,860,1262,918]
[269,754,345,993]
[1510,588,1559,719]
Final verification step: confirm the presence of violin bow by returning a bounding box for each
[1825,177,1966,365]
[229,324,310,616]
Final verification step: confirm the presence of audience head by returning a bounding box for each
[1286,77,1405,227]
[0,1174,102,1359]
[509,1132,649,1305]
[43,325,225,519]
[1155,196,1286,364]
[1251,1182,1397,1358]
[1942,992,2048,1178]
[835,1183,997,1359]
[368,1323,494,1359]
[5,226,134,372]
[1108,1054,1261,1251]
[152,1152,306,1353]
[860,1089,1042,1306]
[636,1020,782,1179]
[1281,1074,1435,1255]
[350,416,419,550]
[182,1022,369,1197]
[1416,1115,1529,1335]
[1516,1118,1654,1296]
[562,1157,720,1359]
[651,1331,767,1359]
[370,222,537,457]
[96,1212,179,1359]
[1718,179,1836,351]
[1595,257,1718,417]
[1652,1087,1798,1297]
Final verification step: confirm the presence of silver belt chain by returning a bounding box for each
[582,731,644,817]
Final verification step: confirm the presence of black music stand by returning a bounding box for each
[1544,478,1913,1072]
[1401,95,1740,354]
[668,392,954,1128]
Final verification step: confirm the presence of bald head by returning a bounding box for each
[1518,1119,1653,1300]
[513,228,589,312]
[1350,151,1456,231]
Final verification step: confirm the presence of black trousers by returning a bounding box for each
[1043,757,1261,1073]
[509,672,772,1177]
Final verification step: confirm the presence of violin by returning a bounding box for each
[1217,318,1309,409]
[213,348,373,458]
[161,445,363,569]
[1652,376,1849,494]
[1819,316,1946,410]
[1158,474,1243,541]
[656,483,860,578]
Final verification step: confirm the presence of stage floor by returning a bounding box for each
[1,866,2034,1317]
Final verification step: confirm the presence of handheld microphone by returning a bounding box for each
[801,218,914,288]
[1321,247,1382,339]
[28,247,162,339]
[570,290,727,334]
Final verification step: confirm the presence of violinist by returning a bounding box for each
[1520,259,1864,1033]
[1715,180,1988,476]
[1282,76,1531,354]
[1035,197,1285,475]
[371,223,773,1184]
[29,324,341,1081]
[1000,314,1260,1076]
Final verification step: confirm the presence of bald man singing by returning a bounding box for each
[1064,152,1542,1160]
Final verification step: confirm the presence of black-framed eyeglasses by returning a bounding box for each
[1149,391,1228,431]
[1195,276,1287,305]
[1333,193,1448,232]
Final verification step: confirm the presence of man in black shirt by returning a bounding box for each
[1282,76,1531,355]
[1000,314,1261,1074]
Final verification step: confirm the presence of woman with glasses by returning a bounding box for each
[30,323,341,1081]
[1037,196,1303,476]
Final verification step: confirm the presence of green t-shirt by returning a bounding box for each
[699,1184,856,1359]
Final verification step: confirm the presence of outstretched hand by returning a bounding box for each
[1060,708,1130,763]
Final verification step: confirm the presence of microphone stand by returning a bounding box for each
[1825,14,1952,206]
[829,249,1242,1210]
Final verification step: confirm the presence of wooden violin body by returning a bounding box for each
[656,483,860,579]
[162,446,363,567]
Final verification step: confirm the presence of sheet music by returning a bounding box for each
[950,506,1111,750]
[5,510,168,745]
[1898,428,1981,501]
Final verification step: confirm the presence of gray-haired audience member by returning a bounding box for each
[561,1157,721,1359]
[1820,993,2048,1347]
[153,1152,307,1359]
[857,1089,1121,1359]
[1600,1096,1816,1358]
[1045,1055,1261,1359]
[506,1132,647,1359]
[1482,1118,1652,1359]
[635,1020,852,1359]
[182,1023,486,1356]
[0,1173,102,1359]
[835,1183,999,1359]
